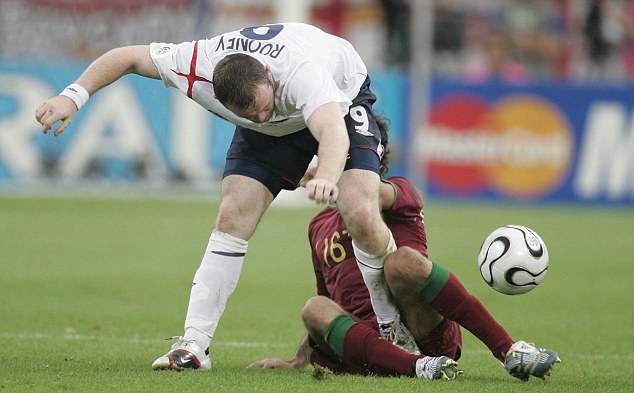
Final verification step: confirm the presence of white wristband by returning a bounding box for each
[59,83,89,110]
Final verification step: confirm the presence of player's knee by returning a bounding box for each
[302,296,348,334]
[340,204,373,228]
[384,247,433,285]
[215,200,241,233]
[215,197,263,239]
[301,296,338,336]
[339,205,384,245]
[301,296,328,323]
[384,246,415,276]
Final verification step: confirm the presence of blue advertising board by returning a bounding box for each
[1,60,632,205]
[419,79,634,205]
[0,59,233,183]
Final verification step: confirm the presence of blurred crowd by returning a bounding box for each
[2,0,634,82]
[430,0,634,82]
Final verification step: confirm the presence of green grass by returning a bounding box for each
[1,193,633,392]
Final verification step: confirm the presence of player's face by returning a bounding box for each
[228,68,275,123]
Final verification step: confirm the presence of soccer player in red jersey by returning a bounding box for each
[249,116,560,381]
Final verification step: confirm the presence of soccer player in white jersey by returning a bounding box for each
[35,23,408,370]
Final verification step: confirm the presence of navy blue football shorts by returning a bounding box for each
[223,77,382,197]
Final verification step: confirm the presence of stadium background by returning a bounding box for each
[1,2,633,391]
[1,0,633,206]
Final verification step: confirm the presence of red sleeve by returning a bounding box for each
[382,176,428,257]
[308,215,330,297]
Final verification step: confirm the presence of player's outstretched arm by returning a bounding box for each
[304,102,350,204]
[35,45,159,136]
[247,333,312,370]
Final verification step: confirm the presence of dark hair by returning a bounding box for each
[213,53,268,110]
[375,111,390,175]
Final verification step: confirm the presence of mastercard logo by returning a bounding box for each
[420,94,574,199]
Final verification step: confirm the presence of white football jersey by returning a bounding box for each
[150,23,368,137]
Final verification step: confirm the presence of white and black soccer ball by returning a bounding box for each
[477,225,549,295]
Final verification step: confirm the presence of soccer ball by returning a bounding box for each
[477,225,549,295]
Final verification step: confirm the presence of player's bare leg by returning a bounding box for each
[336,169,414,348]
[301,296,348,360]
[153,175,273,371]
[336,169,388,256]
[214,175,274,240]
[383,248,445,340]
[336,169,397,322]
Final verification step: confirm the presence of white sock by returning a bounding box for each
[183,230,248,350]
[353,230,398,325]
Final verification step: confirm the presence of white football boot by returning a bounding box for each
[415,356,461,380]
[151,336,211,371]
[503,340,560,381]
[379,314,421,355]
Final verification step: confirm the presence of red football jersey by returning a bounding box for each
[308,176,428,322]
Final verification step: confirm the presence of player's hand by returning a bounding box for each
[35,95,78,136]
[299,165,317,188]
[305,178,338,204]
[247,358,298,369]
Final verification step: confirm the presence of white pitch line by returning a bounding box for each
[465,347,634,361]
[2,331,633,362]
[0,331,291,349]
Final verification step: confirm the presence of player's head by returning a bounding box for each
[375,112,390,176]
[213,53,275,123]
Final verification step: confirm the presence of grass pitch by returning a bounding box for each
[1,191,632,392]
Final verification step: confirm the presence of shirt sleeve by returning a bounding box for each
[149,41,195,91]
[383,176,429,256]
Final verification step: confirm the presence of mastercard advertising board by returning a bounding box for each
[417,80,633,205]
